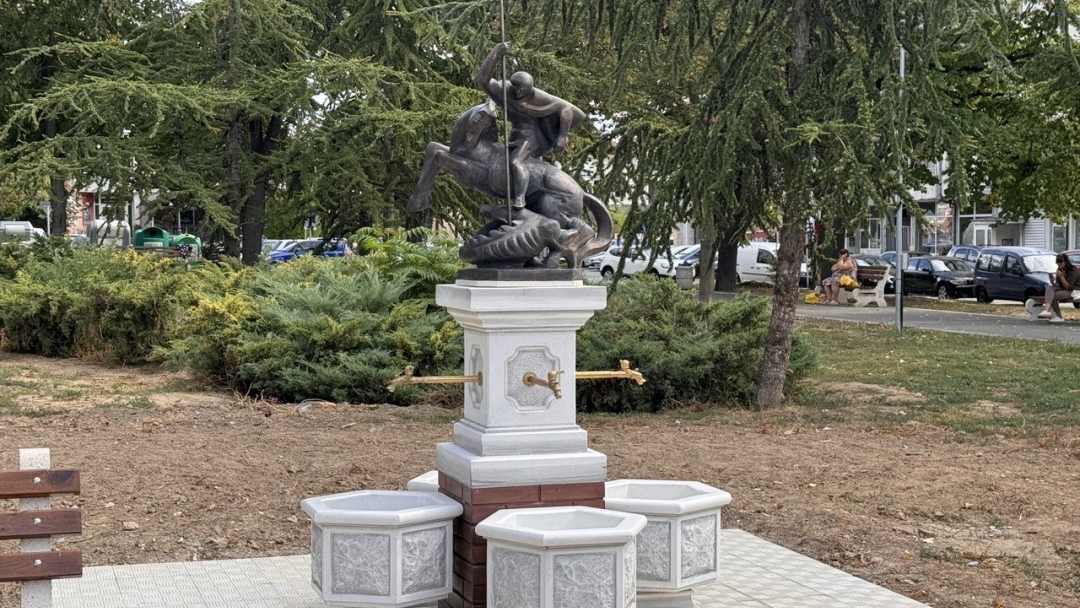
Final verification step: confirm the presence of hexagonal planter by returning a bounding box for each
[405,470,439,493]
[604,480,732,594]
[476,506,647,608]
[300,490,463,608]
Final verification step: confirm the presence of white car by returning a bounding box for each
[598,246,692,279]
[678,242,809,285]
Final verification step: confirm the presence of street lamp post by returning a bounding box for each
[895,46,906,335]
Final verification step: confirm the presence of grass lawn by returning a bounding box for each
[794,317,1080,434]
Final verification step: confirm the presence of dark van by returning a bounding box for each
[972,246,1056,303]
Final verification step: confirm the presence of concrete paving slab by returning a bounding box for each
[48,529,928,608]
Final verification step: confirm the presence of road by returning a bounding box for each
[584,270,1080,343]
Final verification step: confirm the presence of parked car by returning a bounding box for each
[972,246,1056,303]
[267,238,351,262]
[901,256,975,299]
[879,250,927,267]
[946,245,982,264]
[679,242,808,286]
[597,246,682,278]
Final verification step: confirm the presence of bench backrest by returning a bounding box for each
[0,463,83,583]
[856,265,890,284]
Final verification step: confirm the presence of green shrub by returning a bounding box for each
[0,248,214,363]
[164,256,462,404]
[576,278,819,412]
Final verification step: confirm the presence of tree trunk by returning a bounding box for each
[223,109,245,258]
[40,43,67,235]
[239,116,282,265]
[49,172,67,235]
[696,221,717,301]
[714,222,744,292]
[757,0,811,410]
[756,207,807,409]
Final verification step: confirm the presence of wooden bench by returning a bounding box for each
[0,448,82,607]
[838,265,891,308]
[1024,292,1080,322]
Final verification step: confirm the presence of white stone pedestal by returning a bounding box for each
[434,281,608,488]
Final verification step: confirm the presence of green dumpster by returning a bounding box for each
[134,226,170,248]
[170,234,202,261]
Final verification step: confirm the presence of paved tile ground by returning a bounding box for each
[48,529,929,608]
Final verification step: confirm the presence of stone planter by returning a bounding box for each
[405,470,439,493]
[300,490,463,608]
[604,480,732,594]
[476,506,646,608]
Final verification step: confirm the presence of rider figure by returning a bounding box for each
[476,42,586,209]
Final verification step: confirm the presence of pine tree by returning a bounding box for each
[436,0,1001,407]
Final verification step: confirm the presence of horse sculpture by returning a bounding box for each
[408,100,612,269]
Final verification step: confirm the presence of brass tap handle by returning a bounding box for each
[617,360,646,385]
[387,366,416,393]
[387,366,482,392]
[523,370,563,399]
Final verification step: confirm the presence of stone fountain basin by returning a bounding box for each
[301,490,462,526]
[604,479,732,515]
[604,479,732,593]
[477,506,646,548]
[300,490,463,607]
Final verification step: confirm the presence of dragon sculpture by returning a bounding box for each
[408,44,612,270]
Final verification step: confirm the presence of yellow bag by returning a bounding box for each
[804,292,821,304]
[839,274,859,289]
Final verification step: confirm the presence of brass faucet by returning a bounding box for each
[576,360,646,385]
[386,366,483,393]
[523,369,563,399]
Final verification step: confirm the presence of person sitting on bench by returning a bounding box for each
[1039,253,1079,323]
[821,248,857,305]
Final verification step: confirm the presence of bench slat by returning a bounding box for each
[0,550,83,582]
[0,469,80,498]
[0,509,82,540]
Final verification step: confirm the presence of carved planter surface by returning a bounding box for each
[476,506,647,608]
[300,490,463,607]
[604,480,732,592]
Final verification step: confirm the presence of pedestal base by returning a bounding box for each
[437,474,607,608]
[436,441,606,489]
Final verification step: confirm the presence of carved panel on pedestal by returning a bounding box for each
[553,552,615,608]
[468,346,483,408]
[680,514,717,578]
[624,539,636,606]
[506,347,559,412]
[492,547,541,608]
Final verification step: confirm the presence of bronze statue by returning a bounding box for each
[408,44,611,270]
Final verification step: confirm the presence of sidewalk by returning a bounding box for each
[51,529,928,608]
[793,299,1080,344]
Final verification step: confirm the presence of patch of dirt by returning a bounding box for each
[2,354,1079,608]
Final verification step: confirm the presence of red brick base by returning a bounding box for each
[437,472,605,607]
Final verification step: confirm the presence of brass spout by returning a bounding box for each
[575,360,646,385]
[523,369,563,399]
[387,366,483,393]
